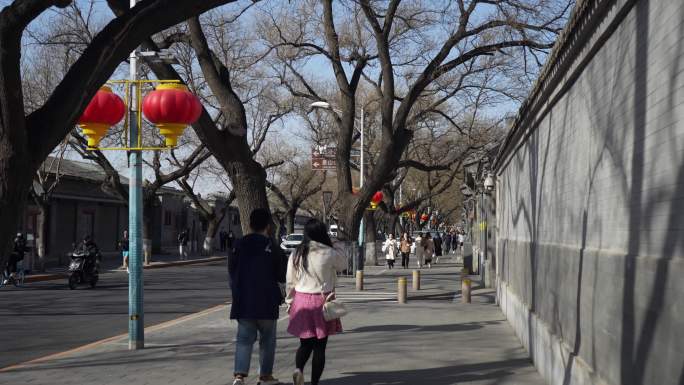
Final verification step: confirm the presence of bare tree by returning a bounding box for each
[265,150,327,235]
[29,141,69,271]
[174,157,236,255]
[263,0,570,245]
[0,0,243,261]
[106,4,293,236]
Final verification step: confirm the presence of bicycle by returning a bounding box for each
[0,258,25,288]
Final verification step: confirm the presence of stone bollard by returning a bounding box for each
[412,270,421,291]
[356,270,364,291]
[398,277,407,304]
[462,277,472,304]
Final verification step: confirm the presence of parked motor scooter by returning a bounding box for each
[68,248,99,289]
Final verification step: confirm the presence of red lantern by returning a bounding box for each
[78,86,125,147]
[420,213,429,222]
[142,83,202,147]
[371,191,384,204]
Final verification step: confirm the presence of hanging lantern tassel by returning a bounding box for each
[78,86,126,148]
[142,83,202,147]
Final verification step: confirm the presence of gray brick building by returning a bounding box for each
[20,157,240,268]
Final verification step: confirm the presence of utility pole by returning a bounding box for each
[128,0,144,350]
[357,106,365,270]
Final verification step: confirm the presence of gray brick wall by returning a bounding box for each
[496,0,684,384]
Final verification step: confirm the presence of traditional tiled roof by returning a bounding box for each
[41,156,129,184]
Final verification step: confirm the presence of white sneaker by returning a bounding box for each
[292,370,304,385]
[232,378,245,385]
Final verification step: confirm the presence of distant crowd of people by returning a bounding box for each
[381,229,466,269]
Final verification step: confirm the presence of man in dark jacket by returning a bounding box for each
[228,208,286,385]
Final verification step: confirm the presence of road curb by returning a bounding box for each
[23,256,227,283]
[143,256,226,269]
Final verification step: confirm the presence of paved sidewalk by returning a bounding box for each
[1,255,543,384]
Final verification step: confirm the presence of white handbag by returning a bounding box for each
[321,292,348,321]
[312,268,348,321]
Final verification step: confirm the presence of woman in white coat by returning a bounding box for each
[286,219,347,385]
[414,233,424,268]
[382,234,397,269]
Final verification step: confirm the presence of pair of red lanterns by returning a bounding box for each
[78,84,202,148]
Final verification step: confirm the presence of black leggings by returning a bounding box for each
[296,337,328,385]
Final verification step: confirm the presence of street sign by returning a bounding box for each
[311,157,336,170]
[312,146,337,158]
[312,146,337,170]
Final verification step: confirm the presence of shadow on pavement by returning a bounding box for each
[324,358,534,385]
[347,320,500,334]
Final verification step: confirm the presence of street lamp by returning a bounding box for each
[310,101,366,269]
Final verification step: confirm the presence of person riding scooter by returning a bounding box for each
[3,233,28,284]
[68,235,100,289]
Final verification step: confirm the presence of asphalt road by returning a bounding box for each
[0,261,231,368]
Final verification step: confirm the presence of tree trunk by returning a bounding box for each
[0,142,31,267]
[224,159,271,236]
[285,206,298,235]
[36,200,49,271]
[364,210,378,266]
[273,214,285,240]
[203,216,220,255]
[390,214,399,237]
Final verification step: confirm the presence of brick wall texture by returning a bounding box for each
[495,0,684,384]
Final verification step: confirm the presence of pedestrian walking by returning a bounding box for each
[433,234,443,264]
[399,232,411,269]
[382,233,397,269]
[424,233,435,268]
[228,208,287,385]
[178,229,188,261]
[286,219,347,385]
[119,230,129,273]
[458,232,465,253]
[414,232,424,268]
[443,232,452,255]
[220,229,227,252]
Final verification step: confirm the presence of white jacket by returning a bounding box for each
[286,241,347,297]
[383,238,397,260]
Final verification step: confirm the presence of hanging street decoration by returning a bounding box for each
[142,83,202,147]
[369,191,384,210]
[78,86,126,148]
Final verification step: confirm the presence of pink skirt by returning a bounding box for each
[287,291,343,339]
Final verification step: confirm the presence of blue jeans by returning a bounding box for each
[234,319,277,377]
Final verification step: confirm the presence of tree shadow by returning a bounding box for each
[322,358,537,385]
[347,320,498,334]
